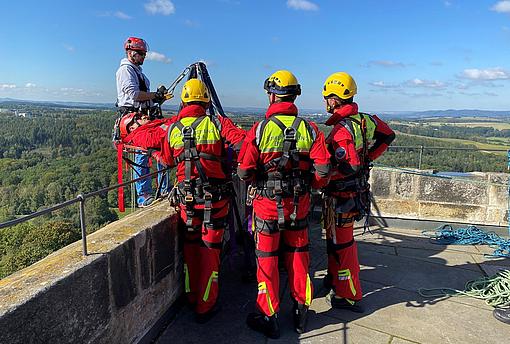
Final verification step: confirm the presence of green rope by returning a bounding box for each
[419,270,510,308]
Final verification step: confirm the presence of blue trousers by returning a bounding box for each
[134,152,170,204]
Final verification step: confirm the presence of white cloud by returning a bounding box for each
[460,67,510,80]
[370,81,399,88]
[0,84,16,89]
[287,0,319,11]
[114,11,132,19]
[367,60,406,68]
[407,78,446,88]
[63,44,75,52]
[25,83,36,88]
[146,51,172,64]
[444,1,452,7]
[97,11,132,19]
[145,0,175,15]
[184,19,200,27]
[491,1,510,13]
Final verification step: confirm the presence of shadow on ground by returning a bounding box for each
[156,214,510,344]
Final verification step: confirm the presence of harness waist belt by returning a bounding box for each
[255,216,308,233]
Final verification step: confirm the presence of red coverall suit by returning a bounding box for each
[324,102,395,301]
[163,104,245,315]
[122,117,175,164]
[238,102,330,316]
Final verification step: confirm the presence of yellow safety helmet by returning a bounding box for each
[322,72,357,99]
[264,70,301,97]
[181,79,210,103]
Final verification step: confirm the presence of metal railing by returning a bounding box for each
[0,167,170,256]
[386,145,509,170]
[0,145,508,256]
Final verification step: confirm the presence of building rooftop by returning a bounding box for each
[157,223,510,344]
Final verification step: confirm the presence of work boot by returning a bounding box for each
[323,272,333,290]
[246,312,280,339]
[292,302,309,334]
[493,308,510,324]
[326,291,365,313]
[195,304,222,324]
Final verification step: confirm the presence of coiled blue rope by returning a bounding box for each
[422,224,510,258]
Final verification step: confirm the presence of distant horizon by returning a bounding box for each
[2,97,510,116]
[1,2,510,111]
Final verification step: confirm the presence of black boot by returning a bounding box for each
[493,308,510,324]
[326,290,365,313]
[246,312,280,339]
[323,272,333,290]
[292,302,309,334]
[195,304,222,324]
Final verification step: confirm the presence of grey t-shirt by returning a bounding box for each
[115,58,151,109]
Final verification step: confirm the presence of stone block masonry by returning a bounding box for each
[370,168,509,227]
[0,202,181,344]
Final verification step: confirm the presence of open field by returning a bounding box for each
[395,131,509,156]
[426,122,510,130]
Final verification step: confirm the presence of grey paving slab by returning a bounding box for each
[395,246,482,272]
[298,316,392,344]
[156,226,510,344]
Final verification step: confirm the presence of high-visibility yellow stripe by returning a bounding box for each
[184,264,190,293]
[169,116,221,148]
[258,281,275,316]
[202,270,219,302]
[258,115,314,154]
[338,269,356,297]
[349,113,377,150]
[305,274,312,306]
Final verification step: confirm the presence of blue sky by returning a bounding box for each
[1,0,510,112]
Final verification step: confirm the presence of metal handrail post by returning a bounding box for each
[77,194,88,256]
[418,145,424,170]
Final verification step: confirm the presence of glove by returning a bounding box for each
[153,85,168,104]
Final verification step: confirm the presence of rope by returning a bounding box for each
[419,269,510,308]
[422,224,510,258]
[419,224,510,308]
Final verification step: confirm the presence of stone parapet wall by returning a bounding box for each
[0,202,181,344]
[370,168,509,226]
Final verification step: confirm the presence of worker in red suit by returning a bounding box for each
[237,70,330,338]
[118,113,175,196]
[119,113,175,166]
[163,78,245,324]
[321,72,395,313]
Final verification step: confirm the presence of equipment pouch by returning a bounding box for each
[336,197,356,214]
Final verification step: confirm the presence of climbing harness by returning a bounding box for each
[324,113,375,232]
[253,116,314,229]
[170,115,230,230]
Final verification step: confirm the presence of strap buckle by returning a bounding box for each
[182,126,194,139]
[283,127,296,140]
[185,194,194,203]
[246,185,257,206]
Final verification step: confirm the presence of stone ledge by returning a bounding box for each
[0,201,181,344]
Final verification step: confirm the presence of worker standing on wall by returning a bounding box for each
[115,36,167,207]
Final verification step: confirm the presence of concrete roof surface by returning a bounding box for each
[157,223,510,344]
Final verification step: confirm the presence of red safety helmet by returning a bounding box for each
[124,37,148,52]
[119,112,137,139]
